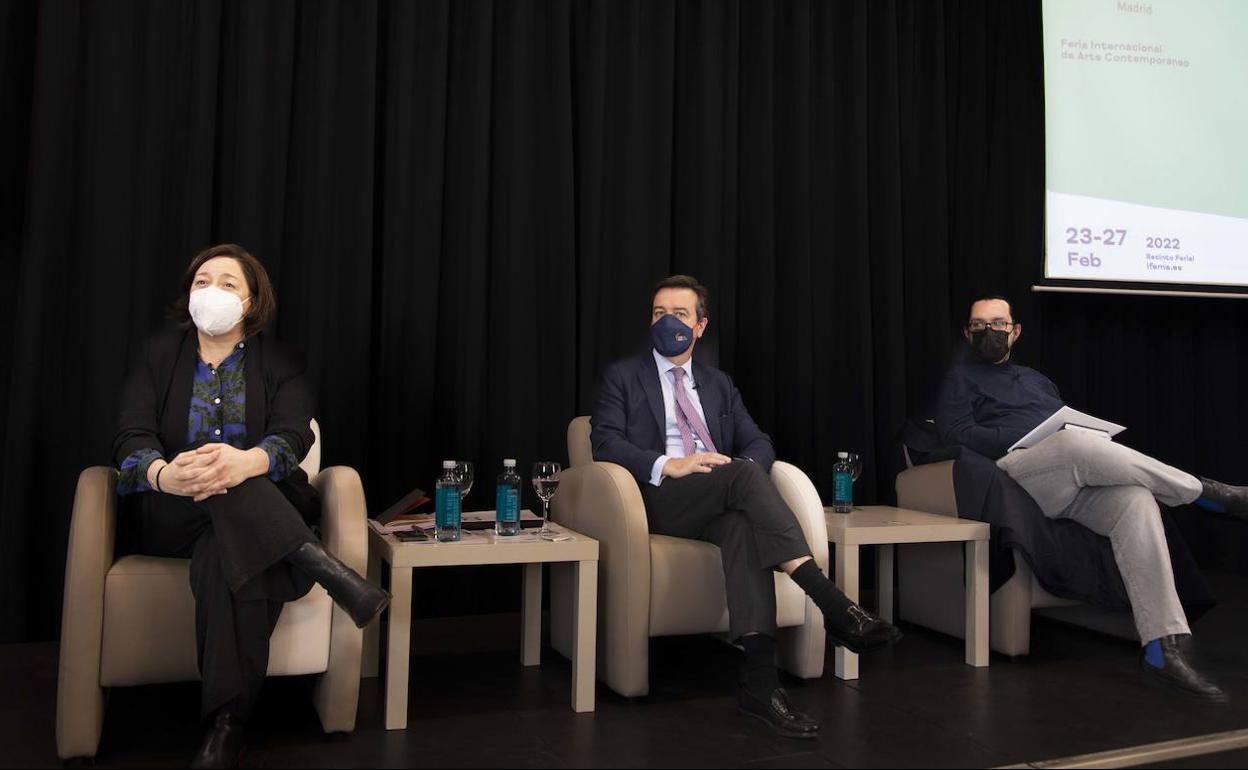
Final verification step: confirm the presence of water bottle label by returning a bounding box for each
[833,471,853,505]
[496,486,519,523]
[436,486,461,528]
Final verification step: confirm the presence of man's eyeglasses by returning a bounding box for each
[966,320,1016,332]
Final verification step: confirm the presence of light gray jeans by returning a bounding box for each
[996,429,1202,643]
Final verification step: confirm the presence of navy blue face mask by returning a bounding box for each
[651,313,696,358]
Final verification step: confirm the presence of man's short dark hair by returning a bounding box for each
[969,294,1016,322]
[653,275,709,320]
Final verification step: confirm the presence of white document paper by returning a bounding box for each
[497,530,575,543]
[1008,406,1126,453]
[369,510,544,536]
[385,528,492,545]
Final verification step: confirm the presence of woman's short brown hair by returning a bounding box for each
[169,244,277,337]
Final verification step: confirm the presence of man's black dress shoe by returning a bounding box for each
[1142,635,1229,703]
[1199,478,1248,520]
[190,711,246,769]
[827,605,903,654]
[738,686,820,739]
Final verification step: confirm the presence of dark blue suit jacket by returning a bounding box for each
[590,353,776,486]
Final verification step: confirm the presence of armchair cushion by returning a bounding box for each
[648,535,807,637]
[100,556,332,686]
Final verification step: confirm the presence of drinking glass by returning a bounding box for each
[532,461,562,540]
[846,453,863,482]
[455,461,474,504]
[841,452,864,512]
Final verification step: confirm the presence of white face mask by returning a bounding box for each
[188,286,249,336]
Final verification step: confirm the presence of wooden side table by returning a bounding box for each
[825,505,990,680]
[363,519,599,729]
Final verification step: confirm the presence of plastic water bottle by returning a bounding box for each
[435,460,462,542]
[495,459,522,536]
[833,451,853,513]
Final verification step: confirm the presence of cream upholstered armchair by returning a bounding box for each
[895,460,1136,657]
[57,420,368,761]
[549,416,828,698]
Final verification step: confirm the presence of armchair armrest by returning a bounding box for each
[309,466,367,734]
[57,467,119,760]
[769,461,829,679]
[896,460,958,517]
[551,461,653,697]
[312,467,367,573]
[770,461,830,572]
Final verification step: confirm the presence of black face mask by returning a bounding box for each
[970,328,1011,363]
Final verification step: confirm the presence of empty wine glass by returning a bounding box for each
[454,461,474,504]
[846,453,863,482]
[844,452,864,511]
[532,461,561,540]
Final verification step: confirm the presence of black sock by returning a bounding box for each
[789,559,855,623]
[740,634,780,695]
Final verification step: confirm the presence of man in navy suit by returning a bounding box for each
[591,275,901,738]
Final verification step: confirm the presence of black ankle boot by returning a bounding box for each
[190,710,245,769]
[1199,478,1248,519]
[287,542,390,628]
[1142,635,1228,703]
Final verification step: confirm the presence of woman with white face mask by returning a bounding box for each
[112,244,388,769]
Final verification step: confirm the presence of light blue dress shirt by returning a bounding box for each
[649,349,712,486]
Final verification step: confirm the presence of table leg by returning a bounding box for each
[966,539,990,668]
[362,546,383,679]
[877,544,895,623]
[522,563,543,667]
[384,566,413,730]
[834,543,860,681]
[572,559,598,713]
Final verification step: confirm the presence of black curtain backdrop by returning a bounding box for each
[2,0,1247,643]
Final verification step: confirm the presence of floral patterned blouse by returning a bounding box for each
[117,341,301,494]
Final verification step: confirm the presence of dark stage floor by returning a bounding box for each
[5,572,1248,769]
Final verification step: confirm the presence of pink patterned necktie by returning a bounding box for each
[671,366,718,455]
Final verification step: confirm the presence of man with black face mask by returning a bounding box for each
[591,275,901,738]
[937,295,1248,702]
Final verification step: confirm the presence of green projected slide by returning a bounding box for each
[1043,0,1248,286]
